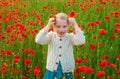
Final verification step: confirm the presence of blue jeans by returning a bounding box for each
[44,62,72,79]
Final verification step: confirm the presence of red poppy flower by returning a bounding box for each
[0,14,2,18]
[117,55,120,60]
[103,55,109,59]
[88,28,92,31]
[27,69,32,73]
[30,49,35,56]
[21,33,27,38]
[96,70,105,77]
[93,35,97,39]
[13,55,20,63]
[2,1,9,6]
[34,29,39,33]
[75,58,82,64]
[15,55,20,59]
[86,67,93,74]
[88,22,95,26]
[21,75,27,79]
[24,59,31,66]
[83,58,88,63]
[76,65,87,73]
[0,33,6,39]
[90,44,96,50]
[111,35,115,39]
[104,16,110,20]
[24,48,29,54]
[95,20,101,25]
[67,2,71,6]
[117,69,120,75]
[68,11,77,17]
[113,12,119,18]
[80,7,85,11]
[34,66,41,76]
[114,22,120,27]
[99,29,106,35]
[14,58,19,63]
[16,23,27,31]
[6,40,11,44]
[107,76,112,79]
[2,62,7,68]
[90,0,94,2]
[96,8,103,11]
[6,50,12,56]
[99,0,106,5]
[110,63,116,68]
[99,60,108,68]
[113,28,119,34]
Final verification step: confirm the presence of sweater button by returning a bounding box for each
[59,54,61,57]
[60,39,62,41]
[56,62,58,64]
[59,46,62,48]
[67,70,69,72]
[53,70,56,72]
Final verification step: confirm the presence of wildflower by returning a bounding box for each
[34,66,41,76]
[110,63,116,68]
[117,55,120,60]
[75,58,82,64]
[113,28,119,34]
[0,34,6,39]
[111,35,115,39]
[117,69,120,75]
[88,22,95,26]
[83,58,88,63]
[24,59,31,66]
[6,50,12,56]
[76,65,87,73]
[13,55,20,63]
[21,75,27,79]
[96,70,105,77]
[90,44,96,50]
[99,29,106,35]
[104,16,110,20]
[99,60,108,68]
[68,11,77,17]
[107,76,112,79]
[95,20,101,25]
[93,35,97,39]
[80,7,86,11]
[114,22,120,27]
[86,67,93,74]
[30,49,35,56]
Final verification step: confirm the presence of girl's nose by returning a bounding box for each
[59,28,64,32]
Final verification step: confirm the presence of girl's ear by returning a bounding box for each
[54,18,56,25]
[67,18,70,26]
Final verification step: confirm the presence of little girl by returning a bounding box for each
[35,13,85,79]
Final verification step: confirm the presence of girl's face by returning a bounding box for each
[54,18,69,37]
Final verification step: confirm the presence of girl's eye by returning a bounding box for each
[63,26,67,28]
[56,26,60,28]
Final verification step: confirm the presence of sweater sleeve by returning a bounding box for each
[35,28,52,45]
[70,29,85,46]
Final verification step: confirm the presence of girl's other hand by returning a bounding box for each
[68,18,78,27]
[47,18,55,27]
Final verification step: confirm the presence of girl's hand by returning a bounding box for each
[68,18,78,27]
[44,18,55,32]
[47,18,55,27]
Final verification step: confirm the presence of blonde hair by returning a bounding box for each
[55,13,69,24]
[55,13,68,20]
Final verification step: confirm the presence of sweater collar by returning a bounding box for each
[55,32,68,39]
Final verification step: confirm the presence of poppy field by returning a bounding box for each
[0,0,120,79]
